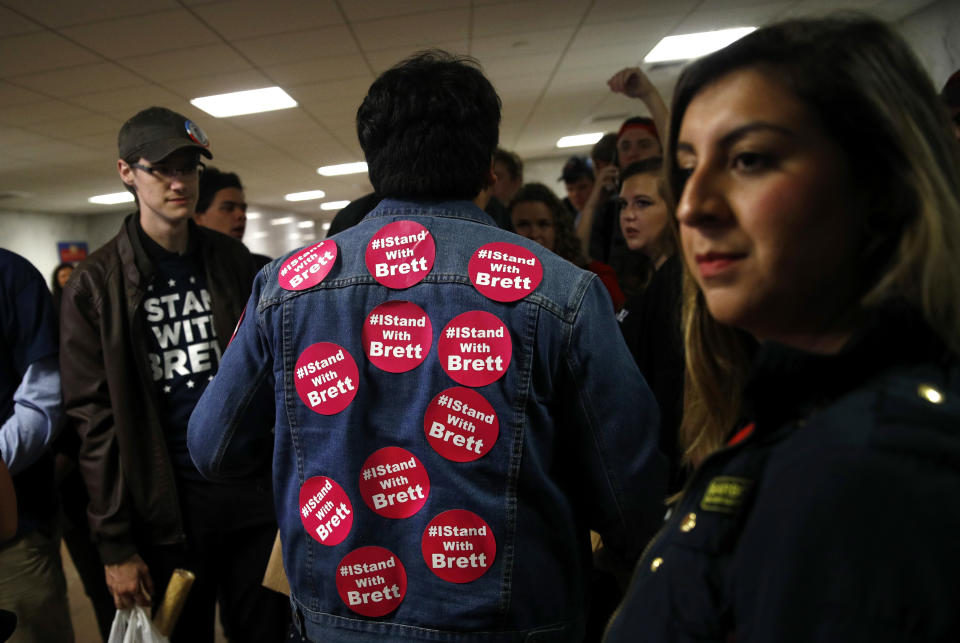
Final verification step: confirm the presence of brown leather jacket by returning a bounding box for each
[59,214,260,564]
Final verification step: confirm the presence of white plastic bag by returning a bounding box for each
[107,606,170,643]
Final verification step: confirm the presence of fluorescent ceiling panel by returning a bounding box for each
[317,162,367,176]
[556,132,603,148]
[191,86,297,117]
[88,192,134,204]
[644,27,756,63]
[285,190,326,201]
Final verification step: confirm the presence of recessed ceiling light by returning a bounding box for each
[321,222,332,231]
[250,231,268,240]
[317,162,368,176]
[246,211,261,220]
[556,133,603,148]
[285,190,326,202]
[288,232,301,240]
[270,216,294,226]
[190,87,297,118]
[320,200,350,210]
[88,192,135,205]
[298,220,315,228]
[644,27,756,63]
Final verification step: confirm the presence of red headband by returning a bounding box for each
[617,120,659,142]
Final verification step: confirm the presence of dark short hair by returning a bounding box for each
[560,156,594,184]
[493,148,523,182]
[509,183,585,267]
[197,167,243,213]
[357,50,501,200]
[591,133,619,165]
[620,157,663,184]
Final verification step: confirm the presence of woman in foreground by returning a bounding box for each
[605,16,960,642]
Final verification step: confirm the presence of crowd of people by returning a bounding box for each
[1,12,959,643]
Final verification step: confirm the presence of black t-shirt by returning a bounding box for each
[617,254,686,493]
[137,222,220,480]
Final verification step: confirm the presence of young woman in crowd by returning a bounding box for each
[49,262,73,314]
[510,182,625,310]
[616,158,686,493]
[606,15,960,642]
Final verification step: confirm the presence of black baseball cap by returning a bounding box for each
[118,106,212,162]
[559,155,594,183]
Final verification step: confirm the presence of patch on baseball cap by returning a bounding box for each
[118,106,213,162]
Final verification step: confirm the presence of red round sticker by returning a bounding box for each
[335,546,407,617]
[362,301,433,373]
[279,240,338,291]
[422,510,496,584]
[365,221,435,289]
[358,447,430,519]
[298,476,353,546]
[423,387,498,462]
[469,242,543,302]
[294,342,359,415]
[438,311,512,387]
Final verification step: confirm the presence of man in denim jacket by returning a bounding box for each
[189,50,666,643]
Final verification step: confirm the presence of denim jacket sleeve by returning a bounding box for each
[188,272,275,480]
[559,276,667,560]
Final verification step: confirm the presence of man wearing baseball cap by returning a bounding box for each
[60,107,288,641]
[559,155,595,219]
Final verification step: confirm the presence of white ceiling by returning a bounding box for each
[0,0,936,221]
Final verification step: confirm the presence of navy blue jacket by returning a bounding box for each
[606,308,960,642]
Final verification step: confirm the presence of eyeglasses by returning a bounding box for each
[131,161,205,180]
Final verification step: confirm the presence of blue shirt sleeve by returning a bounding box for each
[0,355,62,475]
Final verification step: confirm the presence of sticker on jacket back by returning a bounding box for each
[336,546,407,617]
[294,342,359,414]
[469,242,543,302]
[423,387,498,461]
[362,301,433,373]
[278,240,337,291]
[422,510,496,583]
[438,311,512,387]
[358,447,430,519]
[365,221,435,289]
[299,476,353,546]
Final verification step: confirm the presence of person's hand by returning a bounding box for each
[608,67,656,100]
[105,554,153,609]
[595,165,619,193]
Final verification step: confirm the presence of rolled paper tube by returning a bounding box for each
[153,568,196,636]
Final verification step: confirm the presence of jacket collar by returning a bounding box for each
[743,304,950,432]
[364,198,497,227]
[119,212,206,290]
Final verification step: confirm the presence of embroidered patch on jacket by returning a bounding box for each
[700,476,753,514]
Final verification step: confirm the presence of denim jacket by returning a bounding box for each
[189,200,666,642]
